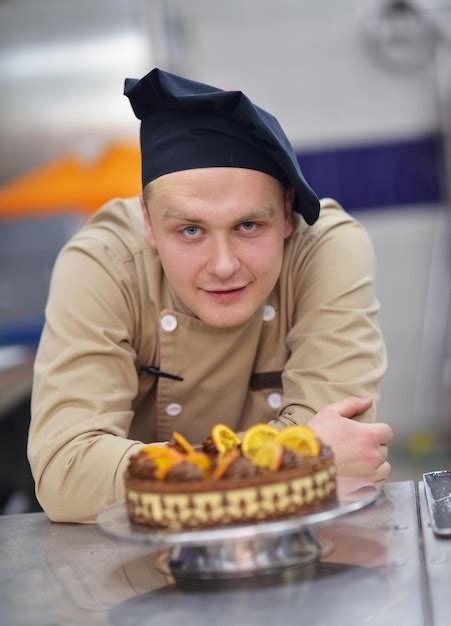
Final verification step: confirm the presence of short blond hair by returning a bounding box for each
[143,176,177,210]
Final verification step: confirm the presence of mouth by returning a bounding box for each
[202,285,247,302]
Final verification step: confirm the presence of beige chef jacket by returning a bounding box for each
[28,196,387,522]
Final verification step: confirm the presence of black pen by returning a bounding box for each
[140,366,184,382]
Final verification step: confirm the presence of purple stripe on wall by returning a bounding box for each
[0,321,44,347]
[297,133,444,211]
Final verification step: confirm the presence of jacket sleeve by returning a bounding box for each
[273,202,387,428]
[28,239,148,523]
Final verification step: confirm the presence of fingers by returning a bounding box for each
[368,443,389,467]
[327,395,373,418]
[333,430,392,481]
[373,461,391,483]
[379,443,389,464]
[311,398,393,484]
[371,423,394,445]
[363,461,391,486]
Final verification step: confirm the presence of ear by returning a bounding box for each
[139,193,157,248]
[283,186,295,239]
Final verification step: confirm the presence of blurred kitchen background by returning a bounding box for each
[0,0,450,514]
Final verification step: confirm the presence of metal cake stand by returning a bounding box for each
[97,481,381,581]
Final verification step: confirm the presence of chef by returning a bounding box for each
[28,68,392,523]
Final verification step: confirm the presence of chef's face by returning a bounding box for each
[142,167,294,328]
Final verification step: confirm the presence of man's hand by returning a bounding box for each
[308,396,393,485]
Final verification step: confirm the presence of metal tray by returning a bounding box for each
[423,471,451,537]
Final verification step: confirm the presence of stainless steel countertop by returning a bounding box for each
[1,481,450,626]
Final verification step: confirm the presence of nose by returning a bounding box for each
[206,237,240,279]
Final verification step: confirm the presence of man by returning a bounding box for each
[28,69,391,523]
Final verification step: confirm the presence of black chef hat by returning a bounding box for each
[124,68,320,224]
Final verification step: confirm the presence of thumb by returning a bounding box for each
[327,395,373,419]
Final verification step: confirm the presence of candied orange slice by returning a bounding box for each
[241,423,279,459]
[141,447,183,479]
[248,441,283,471]
[277,425,320,457]
[172,431,195,454]
[154,452,184,479]
[212,449,240,480]
[154,457,183,479]
[211,424,241,455]
[185,451,212,477]
[142,445,180,459]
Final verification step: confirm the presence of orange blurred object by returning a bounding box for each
[0,141,141,218]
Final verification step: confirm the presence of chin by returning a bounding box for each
[197,308,255,329]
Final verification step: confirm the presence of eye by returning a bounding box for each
[182,225,200,238]
[240,221,258,232]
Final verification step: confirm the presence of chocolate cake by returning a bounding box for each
[125,424,337,530]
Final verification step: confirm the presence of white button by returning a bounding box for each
[263,305,276,322]
[267,392,282,409]
[165,403,182,416]
[160,314,177,332]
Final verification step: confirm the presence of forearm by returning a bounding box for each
[31,433,145,523]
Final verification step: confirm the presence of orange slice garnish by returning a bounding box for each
[277,425,320,457]
[142,445,180,459]
[247,441,283,471]
[154,457,183,480]
[241,423,279,460]
[211,424,241,456]
[141,447,184,479]
[185,451,212,477]
[212,450,240,480]
[172,431,195,454]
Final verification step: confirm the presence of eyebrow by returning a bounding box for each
[161,206,277,224]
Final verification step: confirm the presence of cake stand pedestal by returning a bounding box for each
[165,526,321,581]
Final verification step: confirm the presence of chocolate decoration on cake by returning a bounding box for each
[127,452,157,479]
[222,456,260,480]
[166,461,203,482]
[280,448,304,470]
[202,436,217,455]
